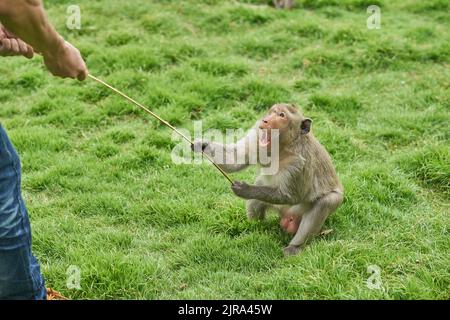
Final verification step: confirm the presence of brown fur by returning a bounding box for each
[273,0,295,9]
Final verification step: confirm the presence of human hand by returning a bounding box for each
[0,26,34,59]
[42,39,88,81]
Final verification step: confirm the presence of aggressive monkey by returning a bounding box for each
[192,103,343,256]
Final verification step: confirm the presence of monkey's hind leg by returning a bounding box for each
[283,192,343,256]
[246,199,269,220]
[279,204,308,219]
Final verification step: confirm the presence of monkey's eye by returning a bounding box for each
[279,112,285,118]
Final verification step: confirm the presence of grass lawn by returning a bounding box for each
[0,0,449,299]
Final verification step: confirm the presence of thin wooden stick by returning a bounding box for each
[87,74,234,184]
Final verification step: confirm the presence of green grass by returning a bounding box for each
[1,0,449,299]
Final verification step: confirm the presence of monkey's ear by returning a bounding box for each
[300,118,312,134]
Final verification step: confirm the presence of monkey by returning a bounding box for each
[192,103,343,256]
[273,0,295,9]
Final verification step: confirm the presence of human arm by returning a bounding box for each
[0,0,88,80]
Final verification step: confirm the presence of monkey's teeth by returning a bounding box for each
[259,130,271,147]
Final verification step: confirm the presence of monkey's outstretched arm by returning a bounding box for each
[192,130,256,173]
[231,181,295,205]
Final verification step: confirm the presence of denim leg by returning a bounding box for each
[0,125,46,300]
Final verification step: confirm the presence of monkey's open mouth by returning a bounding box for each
[259,129,271,147]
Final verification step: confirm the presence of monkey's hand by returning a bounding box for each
[283,245,301,257]
[191,140,210,153]
[231,181,255,199]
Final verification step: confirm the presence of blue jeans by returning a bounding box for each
[0,125,46,300]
